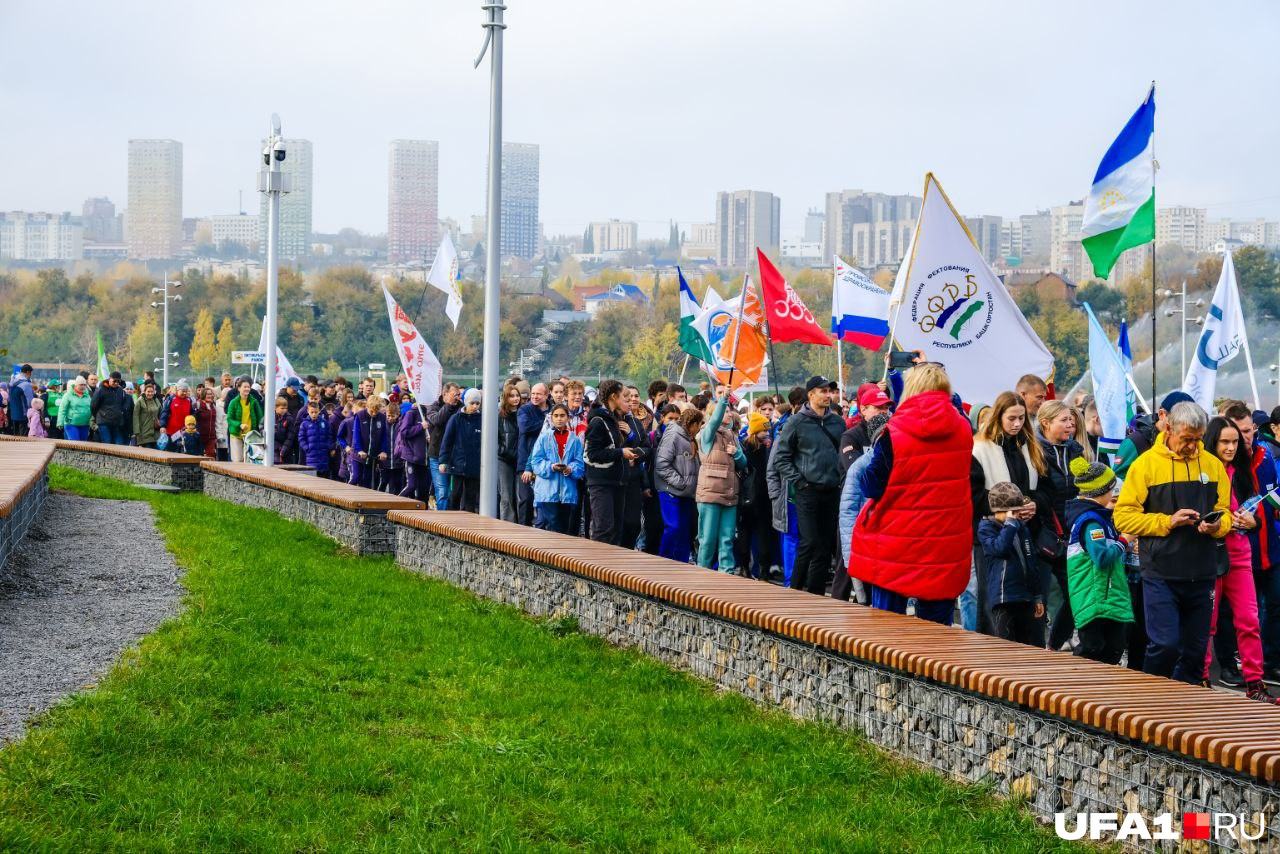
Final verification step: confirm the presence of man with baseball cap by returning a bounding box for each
[772,375,845,594]
[839,384,892,473]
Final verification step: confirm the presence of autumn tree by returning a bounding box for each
[125,310,163,377]
[188,308,218,377]
[215,317,235,370]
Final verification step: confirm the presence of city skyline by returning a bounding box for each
[1,1,1277,240]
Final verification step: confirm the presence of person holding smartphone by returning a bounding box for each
[1115,402,1231,685]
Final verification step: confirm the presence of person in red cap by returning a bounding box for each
[839,384,892,474]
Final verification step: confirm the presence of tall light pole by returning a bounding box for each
[257,114,290,467]
[475,2,505,517]
[1161,280,1203,384]
[150,273,182,387]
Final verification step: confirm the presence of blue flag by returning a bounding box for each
[1116,319,1135,421]
[1086,303,1129,455]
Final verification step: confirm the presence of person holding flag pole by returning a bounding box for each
[1183,248,1260,411]
[381,284,443,503]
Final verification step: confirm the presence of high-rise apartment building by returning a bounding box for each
[387,140,440,263]
[0,212,83,261]
[82,197,122,243]
[681,222,718,260]
[804,209,825,245]
[589,219,638,253]
[715,190,780,267]
[822,189,921,268]
[127,139,183,259]
[1156,207,1206,253]
[259,138,313,259]
[964,215,1003,265]
[210,214,260,253]
[493,142,539,259]
[1049,202,1090,282]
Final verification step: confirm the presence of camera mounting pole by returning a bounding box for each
[257,112,290,466]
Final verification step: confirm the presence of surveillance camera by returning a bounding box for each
[273,140,286,162]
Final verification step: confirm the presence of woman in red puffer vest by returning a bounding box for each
[850,363,974,625]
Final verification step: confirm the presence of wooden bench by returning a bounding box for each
[0,434,205,490]
[0,440,55,571]
[390,510,1280,825]
[201,461,424,554]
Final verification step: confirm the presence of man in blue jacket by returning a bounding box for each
[8,364,33,436]
[516,382,549,526]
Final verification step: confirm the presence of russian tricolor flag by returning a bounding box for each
[832,257,890,350]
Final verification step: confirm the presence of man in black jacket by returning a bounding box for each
[91,371,129,445]
[773,376,845,594]
[424,383,462,510]
[618,384,653,549]
[838,385,892,474]
[584,379,639,545]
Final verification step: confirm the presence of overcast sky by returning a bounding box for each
[2,1,1278,240]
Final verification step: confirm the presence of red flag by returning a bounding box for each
[757,248,832,345]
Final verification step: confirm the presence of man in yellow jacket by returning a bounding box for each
[1115,402,1230,685]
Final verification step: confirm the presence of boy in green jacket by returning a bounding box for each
[1064,456,1133,665]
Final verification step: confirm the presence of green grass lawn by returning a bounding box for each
[0,465,1084,852]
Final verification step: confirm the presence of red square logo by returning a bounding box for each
[1183,813,1211,840]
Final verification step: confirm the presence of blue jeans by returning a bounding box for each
[1142,576,1215,685]
[97,424,127,445]
[535,502,573,534]
[959,560,979,632]
[869,584,956,627]
[781,501,798,586]
[63,424,89,441]
[658,492,696,563]
[429,457,450,510]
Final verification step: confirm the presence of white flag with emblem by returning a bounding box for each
[1183,249,1249,410]
[889,173,1053,403]
[426,231,463,328]
[382,285,442,405]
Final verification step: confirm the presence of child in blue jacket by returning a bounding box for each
[977,481,1044,647]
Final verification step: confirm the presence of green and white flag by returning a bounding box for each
[96,329,109,377]
[1081,85,1155,280]
[677,266,721,364]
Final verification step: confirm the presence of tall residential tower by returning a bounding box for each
[387,140,440,263]
[127,139,183,259]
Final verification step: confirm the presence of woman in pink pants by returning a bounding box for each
[1203,417,1279,704]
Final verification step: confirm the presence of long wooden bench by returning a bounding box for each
[201,461,424,554]
[0,440,55,571]
[0,434,205,490]
[390,510,1280,831]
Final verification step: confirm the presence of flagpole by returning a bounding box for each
[1242,324,1262,410]
[677,354,689,386]
[725,273,749,391]
[755,273,782,399]
[832,256,843,397]
[1149,80,1158,403]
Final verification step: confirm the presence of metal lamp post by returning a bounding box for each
[1270,349,1280,408]
[150,272,182,387]
[1161,280,1203,384]
[257,113,290,467]
[474,2,505,517]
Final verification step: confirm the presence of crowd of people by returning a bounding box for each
[6,357,1280,703]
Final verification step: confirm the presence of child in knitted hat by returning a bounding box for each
[977,481,1044,647]
[1063,456,1133,664]
[177,414,203,456]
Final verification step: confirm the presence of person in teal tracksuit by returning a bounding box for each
[696,394,747,573]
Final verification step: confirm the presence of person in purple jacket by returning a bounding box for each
[297,399,332,478]
[335,400,359,483]
[397,402,430,502]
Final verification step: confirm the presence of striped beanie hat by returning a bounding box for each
[1069,456,1116,498]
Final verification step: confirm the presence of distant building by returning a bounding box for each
[211,213,260,253]
[259,138,313,259]
[715,190,780,267]
[804,208,825,245]
[589,219,638,253]
[822,189,920,268]
[781,237,822,265]
[82,197,122,243]
[387,139,440,263]
[1212,237,1246,254]
[681,222,717,260]
[127,139,183,259]
[493,142,539,259]
[1006,271,1079,305]
[964,215,1003,265]
[578,283,651,316]
[1156,207,1206,253]
[1205,218,1280,250]
[999,219,1023,262]
[1049,202,1090,283]
[0,211,83,261]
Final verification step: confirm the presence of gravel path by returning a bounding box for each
[0,492,183,744]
